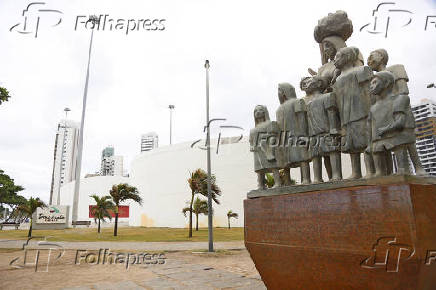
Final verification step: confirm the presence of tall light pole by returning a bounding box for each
[169,105,175,145]
[204,60,214,252]
[72,16,99,224]
[57,107,71,205]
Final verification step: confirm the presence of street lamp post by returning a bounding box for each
[169,105,175,145]
[72,16,99,224]
[204,60,214,252]
[57,107,71,205]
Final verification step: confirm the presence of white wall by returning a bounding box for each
[60,139,361,228]
[60,175,130,225]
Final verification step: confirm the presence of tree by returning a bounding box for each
[90,195,114,233]
[0,169,25,221]
[227,210,239,229]
[16,197,46,237]
[187,169,221,238]
[0,87,11,105]
[265,173,275,188]
[182,197,208,231]
[109,183,142,236]
[266,170,296,188]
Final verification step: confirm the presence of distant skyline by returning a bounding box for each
[1,0,435,202]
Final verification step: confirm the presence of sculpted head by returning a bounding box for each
[367,49,389,72]
[334,46,359,70]
[254,105,270,126]
[370,71,395,97]
[322,36,346,62]
[300,77,311,91]
[302,76,328,94]
[278,83,296,104]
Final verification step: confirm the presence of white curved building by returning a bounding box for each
[61,137,357,228]
[129,137,255,228]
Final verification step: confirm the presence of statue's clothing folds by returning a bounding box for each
[334,66,373,153]
[276,98,310,167]
[306,92,340,157]
[249,120,281,173]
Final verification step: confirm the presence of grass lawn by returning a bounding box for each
[0,227,244,242]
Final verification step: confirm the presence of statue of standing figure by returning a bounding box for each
[367,49,427,175]
[303,76,342,182]
[333,46,376,179]
[276,83,311,184]
[249,105,282,189]
[367,71,417,176]
[312,10,364,89]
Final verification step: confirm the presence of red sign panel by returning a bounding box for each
[89,205,129,218]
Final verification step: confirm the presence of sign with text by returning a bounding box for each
[36,206,67,224]
[89,205,129,218]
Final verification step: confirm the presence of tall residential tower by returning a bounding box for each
[141,132,158,152]
[412,98,436,176]
[49,120,80,205]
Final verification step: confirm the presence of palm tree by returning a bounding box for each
[227,210,239,229]
[187,169,221,238]
[109,183,142,236]
[0,87,11,106]
[90,195,114,233]
[16,197,46,237]
[265,173,275,188]
[182,197,208,231]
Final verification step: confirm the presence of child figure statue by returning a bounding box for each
[249,105,282,189]
[303,76,342,182]
[367,71,416,176]
[367,48,426,175]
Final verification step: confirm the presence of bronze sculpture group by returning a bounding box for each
[249,11,425,189]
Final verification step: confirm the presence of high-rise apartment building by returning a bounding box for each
[49,120,80,205]
[411,98,436,176]
[141,132,158,152]
[100,146,123,176]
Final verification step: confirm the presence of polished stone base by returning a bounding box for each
[244,176,436,289]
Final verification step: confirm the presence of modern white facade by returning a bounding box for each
[141,132,158,152]
[412,98,436,176]
[60,175,130,226]
[60,137,358,228]
[49,119,80,205]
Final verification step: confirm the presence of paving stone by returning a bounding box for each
[207,277,252,288]
[141,278,184,289]
[234,279,267,290]
[93,281,145,290]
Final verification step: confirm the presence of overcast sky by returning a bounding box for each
[1,0,435,202]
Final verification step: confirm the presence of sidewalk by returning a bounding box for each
[0,239,245,251]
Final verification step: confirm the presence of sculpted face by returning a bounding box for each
[367,52,383,71]
[300,77,311,92]
[333,50,347,69]
[306,77,322,93]
[323,40,336,61]
[254,107,266,123]
[370,77,384,95]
